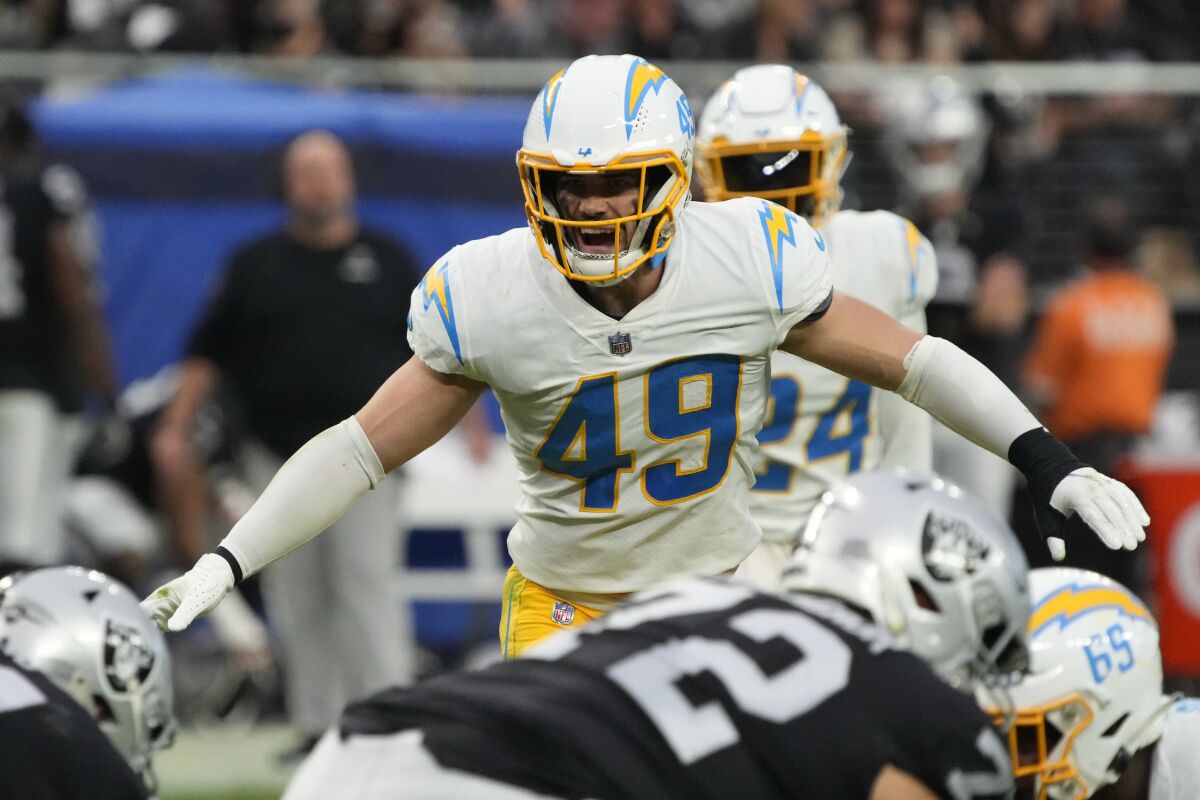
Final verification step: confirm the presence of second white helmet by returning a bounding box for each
[696,65,849,226]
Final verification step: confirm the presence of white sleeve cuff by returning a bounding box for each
[896,336,1040,459]
[220,416,385,577]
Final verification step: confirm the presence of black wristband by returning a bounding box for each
[1008,427,1088,543]
[1008,427,1086,488]
[215,546,244,586]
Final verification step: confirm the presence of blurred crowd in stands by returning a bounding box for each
[0,0,1198,63]
[3,0,1198,294]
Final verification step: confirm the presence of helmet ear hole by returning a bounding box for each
[1101,713,1130,738]
[908,578,940,613]
[93,693,116,723]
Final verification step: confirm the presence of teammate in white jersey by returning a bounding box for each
[142,54,1147,659]
[984,567,1198,800]
[697,65,940,589]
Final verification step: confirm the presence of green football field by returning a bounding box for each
[156,723,296,800]
[166,792,280,800]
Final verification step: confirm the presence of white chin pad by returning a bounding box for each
[564,245,643,284]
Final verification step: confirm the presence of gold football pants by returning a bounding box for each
[498,566,618,659]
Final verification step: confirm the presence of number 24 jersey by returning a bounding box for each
[751,209,939,542]
[340,579,1014,800]
[408,198,832,593]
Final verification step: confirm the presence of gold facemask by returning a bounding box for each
[516,149,689,283]
[696,130,848,228]
[989,694,1094,800]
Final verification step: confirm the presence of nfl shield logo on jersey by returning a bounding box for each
[551,600,576,625]
[608,331,632,356]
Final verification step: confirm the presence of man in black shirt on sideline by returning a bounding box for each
[284,471,1026,800]
[151,130,423,753]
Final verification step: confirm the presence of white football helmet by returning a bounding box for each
[0,566,176,785]
[984,567,1174,799]
[784,469,1031,690]
[696,65,849,227]
[517,54,694,285]
[882,75,989,202]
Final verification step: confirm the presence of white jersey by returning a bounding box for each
[408,198,832,592]
[1150,697,1200,800]
[749,209,938,543]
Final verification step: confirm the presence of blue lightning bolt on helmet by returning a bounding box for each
[518,54,695,285]
[696,65,849,227]
[982,567,1174,799]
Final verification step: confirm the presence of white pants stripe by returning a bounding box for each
[283,729,566,800]
[0,390,84,565]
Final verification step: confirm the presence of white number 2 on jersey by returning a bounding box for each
[608,607,851,763]
[530,580,851,765]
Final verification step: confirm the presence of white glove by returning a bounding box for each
[141,553,235,632]
[1049,467,1149,553]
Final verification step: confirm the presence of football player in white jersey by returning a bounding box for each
[984,567,1199,800]
[142,54,1146,659]
[696,65,940,589]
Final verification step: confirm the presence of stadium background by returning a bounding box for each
[4,0,1200,797]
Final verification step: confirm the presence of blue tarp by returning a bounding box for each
[32,68,531,386]
[36,69,532,152]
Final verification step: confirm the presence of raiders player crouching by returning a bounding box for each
[284,469,1028,800]
[0,567,175,799]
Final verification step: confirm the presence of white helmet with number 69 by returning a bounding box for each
[984,567,1173,799]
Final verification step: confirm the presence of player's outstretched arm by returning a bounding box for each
[874,308,934,472]
[142,357,486,633]
[781,292,1148,556]
[356,354,487,472]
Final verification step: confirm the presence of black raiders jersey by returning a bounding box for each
[0,652,149,800]
[0,163,96,411]
[342,578,1013,800]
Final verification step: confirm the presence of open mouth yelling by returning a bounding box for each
[570,224,624,255]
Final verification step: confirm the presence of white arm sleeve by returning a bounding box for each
[878,312,933,471]
[219,417,384,577]
[896,335,1040,460]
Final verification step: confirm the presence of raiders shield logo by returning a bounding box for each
[103,619,155,693]
[608,331,632,356]
[551,600,576,625]
[921,511,991,582]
